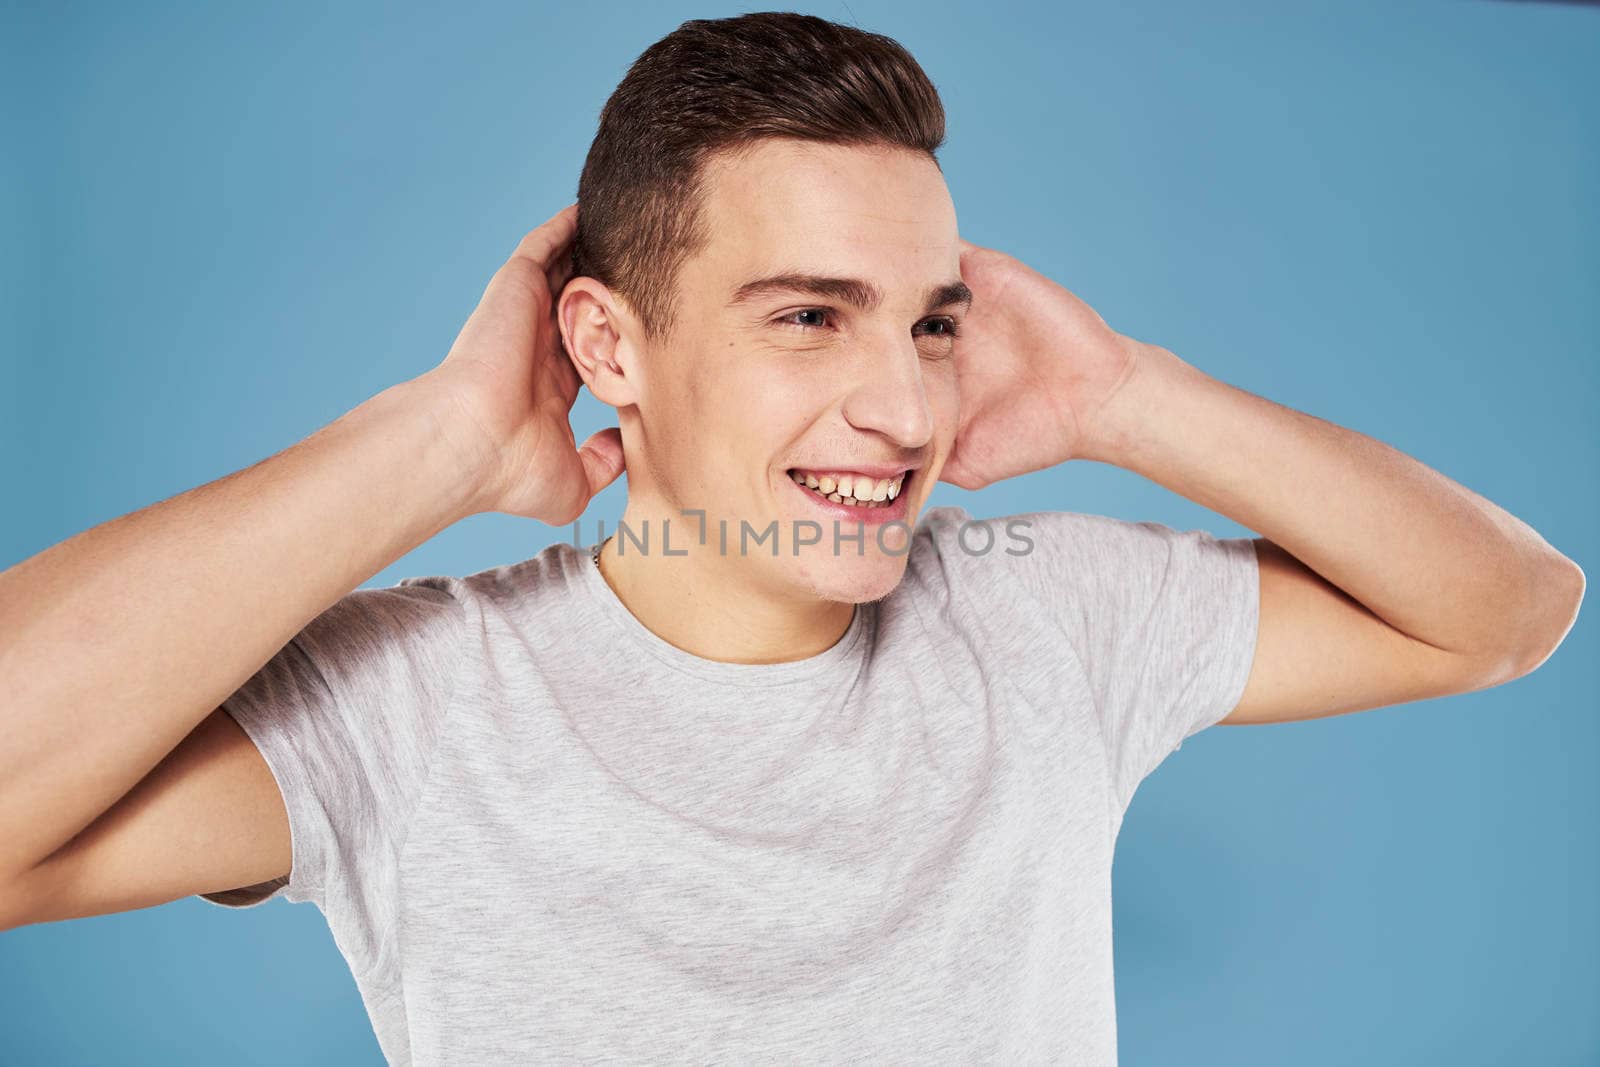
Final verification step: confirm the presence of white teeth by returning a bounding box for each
[792,469,910,508]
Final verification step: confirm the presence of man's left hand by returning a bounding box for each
[941,237,1151,489]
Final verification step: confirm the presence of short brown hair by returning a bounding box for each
[571,11,947,346]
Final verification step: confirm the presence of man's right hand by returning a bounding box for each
[0,200,630,926]
[417,202,626,524]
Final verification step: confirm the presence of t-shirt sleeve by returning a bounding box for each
[924,506,1260,819]
[1027,509,1259,814]
[196,577,467,967]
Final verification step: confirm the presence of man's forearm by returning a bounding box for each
[1080,344,1584,672]
[0,378,485,879]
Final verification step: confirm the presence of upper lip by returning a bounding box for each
[787,462,921,479]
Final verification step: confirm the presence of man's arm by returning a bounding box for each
[0,205,622,924]
[0,378,482,898]
[1083,344,1585,725]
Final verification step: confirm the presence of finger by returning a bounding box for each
[470,205,578,328]
[576,426,626,497]
[511,202,579,269]
[546,244,576,298]
[463,254,547,339]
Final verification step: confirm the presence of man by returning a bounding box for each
[0,11,1582,1065]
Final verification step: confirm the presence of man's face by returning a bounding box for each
[629,138,966,605]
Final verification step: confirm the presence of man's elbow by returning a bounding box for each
[1506,556,1585,680]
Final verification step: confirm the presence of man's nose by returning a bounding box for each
[839,336,935,449]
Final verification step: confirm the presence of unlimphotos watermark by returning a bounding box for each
[571,511,1036,558]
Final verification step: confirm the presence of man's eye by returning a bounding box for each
[915,316,962,340]
[774,310,963,339]
[776,308,832,330]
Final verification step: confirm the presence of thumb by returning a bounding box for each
[576,426,626,498]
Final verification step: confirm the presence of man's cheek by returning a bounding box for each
[929,372,961,428]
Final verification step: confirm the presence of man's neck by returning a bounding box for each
[594,502,856,665]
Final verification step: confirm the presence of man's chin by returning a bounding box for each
[781,549,913,605]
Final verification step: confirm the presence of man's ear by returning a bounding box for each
[558,277,642,408]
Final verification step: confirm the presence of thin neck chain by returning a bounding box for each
[591,535,612,569]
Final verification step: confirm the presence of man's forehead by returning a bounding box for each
[700,140,952,234]
[691,142,963,306]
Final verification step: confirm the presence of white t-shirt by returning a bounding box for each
[201,505,1260,1065]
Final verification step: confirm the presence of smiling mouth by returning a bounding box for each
[784,467,912,509]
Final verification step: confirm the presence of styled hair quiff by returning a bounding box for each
[571,11,947,346]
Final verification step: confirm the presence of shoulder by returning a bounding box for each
[451,539,590,609]
[291,577,468,662]
[295,538,592,661]
[906,504,1127,581]
[433,539,606,647]
[899,505,1079,616]
[903,505,1240,613]
[914,505,1242,569]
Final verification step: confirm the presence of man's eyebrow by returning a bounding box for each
[728,272,973,315]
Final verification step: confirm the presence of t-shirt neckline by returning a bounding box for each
[573,542,873,688]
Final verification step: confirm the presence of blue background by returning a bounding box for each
[3,1,1595,1063]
